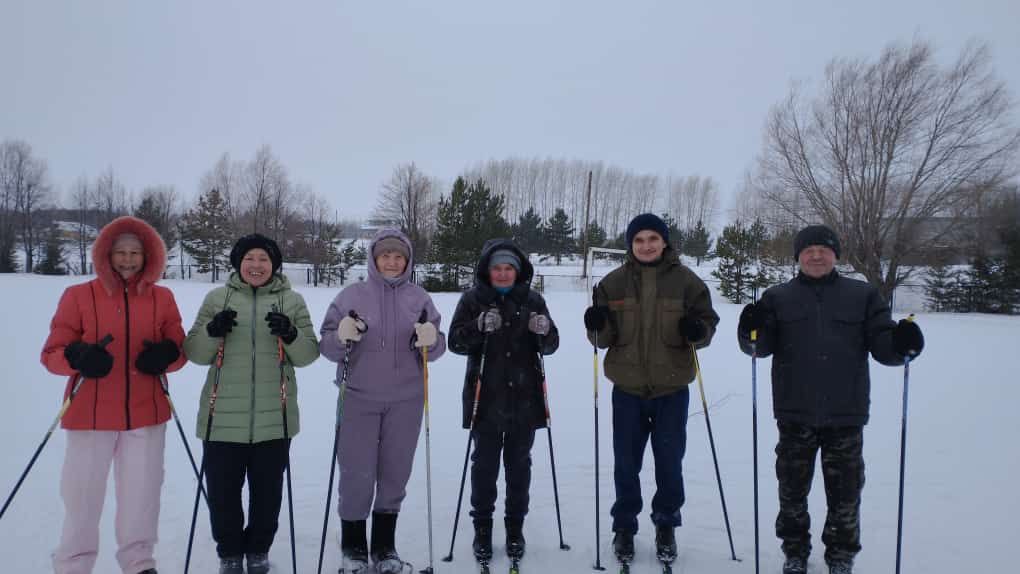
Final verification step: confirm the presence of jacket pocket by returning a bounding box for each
[775,305,809,355]
[657,297,686,347]
[607,298,638,346]
[831,308,865,351]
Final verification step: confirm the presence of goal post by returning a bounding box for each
[585,247,628,297]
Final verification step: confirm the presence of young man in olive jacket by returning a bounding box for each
[736,224,925,574]
[583,213,720,566]
[448,239,559,565]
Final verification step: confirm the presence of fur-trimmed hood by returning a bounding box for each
[92,216,167,296]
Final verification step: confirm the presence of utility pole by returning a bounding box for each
[580,170,593,279]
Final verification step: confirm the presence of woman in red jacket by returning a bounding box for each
[40,216,187,574]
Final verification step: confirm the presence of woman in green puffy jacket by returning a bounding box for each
[183,233,319,574]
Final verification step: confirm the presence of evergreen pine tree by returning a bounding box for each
[542,208,575,265]
[683,220,712,265]
[430,177,510,288]
[581,221,608,250]
[711,219,776,303]
[512,207,544,256]
[660,213,684,250]
[35,225,67,275]
[133,194,175,249]
[0,233,17,273]
[180,188,233,279]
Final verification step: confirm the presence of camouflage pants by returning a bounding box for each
[775,422,864,565]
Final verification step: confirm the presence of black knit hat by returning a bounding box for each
[625,213,670,246]
[793,225,841,260]
[230,233,283,272]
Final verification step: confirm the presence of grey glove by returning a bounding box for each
[477,310,502,333]
[528,312,550,336]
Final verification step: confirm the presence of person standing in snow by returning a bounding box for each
[183,233,319,574]
[446,239,559,564]
[40,215,187,574]
[582,213,720,566]
[736,224,925,574]
[319,228,446,574]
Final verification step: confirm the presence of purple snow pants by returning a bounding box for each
[337,393,424,520]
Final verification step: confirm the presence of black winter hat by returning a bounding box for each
[230,233,283,272]
[625,213,670,246]
[793,225,841,260]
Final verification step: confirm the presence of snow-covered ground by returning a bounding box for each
[0,273,1016,573]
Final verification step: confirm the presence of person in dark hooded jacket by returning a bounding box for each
[447,239,559,563]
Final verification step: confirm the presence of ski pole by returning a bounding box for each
[751,329,760,574]
[591,285,606,571]
[317,310,359,574]
[158,373,209,507]
[418,309,436,574]
[274,312,298,574]
[0,334,113,522]
[536,334,569,551]
[691,346,739,561]
[184,338,225,574]
[442,331,490,563]
[895,314,918,574]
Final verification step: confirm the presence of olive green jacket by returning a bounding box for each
[184,272,319,443]
[587,246,719,398]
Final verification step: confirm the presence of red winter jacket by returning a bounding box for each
[40,216,187,431]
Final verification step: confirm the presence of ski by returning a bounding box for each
[477,561,491,574]
[617,563,631,574]
[508,557,521,574]
[660,562,674,574]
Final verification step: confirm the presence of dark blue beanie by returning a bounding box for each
[625,213,669,246]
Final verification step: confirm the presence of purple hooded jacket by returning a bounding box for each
[319,229,446,402]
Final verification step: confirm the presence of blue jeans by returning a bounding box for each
[610,387,690,534]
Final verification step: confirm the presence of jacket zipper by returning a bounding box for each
[123,286,132,430]
[250,287,258,443]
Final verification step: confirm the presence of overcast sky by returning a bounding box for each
[3,0,1018,220]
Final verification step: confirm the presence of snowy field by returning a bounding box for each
[0,273,1017,573]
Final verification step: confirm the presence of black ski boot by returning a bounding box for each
[612,531,635,563]
[828,559,853,574]
[246,552,270,574]
[218,556,244,574]
[782,555,808,574]
[655,525,677,563]
[472,518,494,562]
[340,519,370,573]
[505,517,526,560]
[371,511,406,574]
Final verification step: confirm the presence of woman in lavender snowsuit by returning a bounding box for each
[319,229,446,573]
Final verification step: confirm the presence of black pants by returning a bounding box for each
[775,422,864,565]
[469,427,537,523]
[204,439,291,558]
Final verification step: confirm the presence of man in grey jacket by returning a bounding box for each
[737,225,924,574]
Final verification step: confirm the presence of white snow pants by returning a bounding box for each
[52,423,166,574]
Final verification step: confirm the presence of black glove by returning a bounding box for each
[892,319,924,358]
[583,306,609,331]
[266,311,298,344]
[135,339,181,375]
[206,308,237,338]
[64,341,114,379]
[738,302,764,336]
[680,317,706,342]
